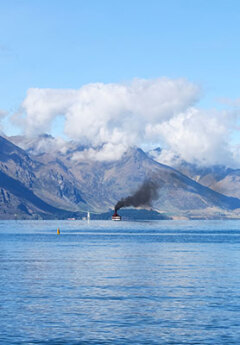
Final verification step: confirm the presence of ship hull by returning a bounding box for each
[112,216,121,221]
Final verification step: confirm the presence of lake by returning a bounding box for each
[1,220,240,344]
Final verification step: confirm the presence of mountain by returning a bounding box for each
[203,169,240,199]
[165,159,240,200]
[0,136,86,219]
[0,135,38,188]
[2,135,240,219]
[0,169,70,219]
[167,161,232,187]
[147,148,240,202]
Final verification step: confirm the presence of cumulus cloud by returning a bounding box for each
[13,77,240,166]
[14,78,199,161]
[146,108,238,166]
[14,89,78,135]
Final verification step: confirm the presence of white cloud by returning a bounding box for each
[13,134,69,155]
[15,88,78,135]
[13,77,240,166]
[72,142,128,162]
[148,108,238,166]
[17,78,200,141]
[14,78,199,161]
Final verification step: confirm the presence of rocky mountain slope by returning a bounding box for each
[148,148,240,201]
[2,135,240,219]
[0,136,84,218]
[166,159,240,200]
[208,170,240,199]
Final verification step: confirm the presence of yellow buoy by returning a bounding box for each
[57,227,60,235]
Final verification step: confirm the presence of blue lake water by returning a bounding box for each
[1,220,240,345]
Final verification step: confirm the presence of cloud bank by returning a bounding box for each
[13,77,240,166]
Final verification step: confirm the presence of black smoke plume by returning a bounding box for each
[114,179,159,212]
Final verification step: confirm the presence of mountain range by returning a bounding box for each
[1,134,240,219]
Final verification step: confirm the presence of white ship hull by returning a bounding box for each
[112,215,121,221]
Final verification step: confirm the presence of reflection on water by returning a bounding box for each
[1,220,240,344]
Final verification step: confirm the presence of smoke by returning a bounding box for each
[114,179,159,212]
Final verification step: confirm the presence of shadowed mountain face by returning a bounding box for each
[0,136,86,218]
[2,135,240,219]
[0,170,71,218]
[0,135,38,188]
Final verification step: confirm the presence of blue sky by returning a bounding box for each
[1,0,240,166]
[1,0,240,111]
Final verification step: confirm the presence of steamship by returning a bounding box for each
[112,212,121,221]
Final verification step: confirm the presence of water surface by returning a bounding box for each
[1,220,240,344]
